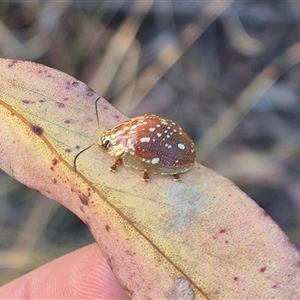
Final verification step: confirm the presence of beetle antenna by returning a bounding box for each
[73,96,101,172]
[74,143,96,172]
[95,96,101,127]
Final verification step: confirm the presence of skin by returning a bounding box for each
[0,243,130,299]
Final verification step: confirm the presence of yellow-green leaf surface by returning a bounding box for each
[0,58,299,299]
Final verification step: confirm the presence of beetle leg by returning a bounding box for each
[142,170,149,182]
[110,158,123,172]
[173,174,181,181]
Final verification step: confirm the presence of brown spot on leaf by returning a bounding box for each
[65,119,71,124]
[219,228,226,234]
[52,158,58,165]
[233,276,239,281]
[72,81,79,86]
[79,195,89,206]
[105,225,110,232]
[31,125,43,136]
[65,148,72,153]
[57,102,65,108]
[52,178,57,184]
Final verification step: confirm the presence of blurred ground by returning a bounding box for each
[0,0,300,285]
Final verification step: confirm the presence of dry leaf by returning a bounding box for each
[0,58,299,299]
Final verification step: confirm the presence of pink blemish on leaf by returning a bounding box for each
[79,195,89,206]
[260,267,267,273]
[22,100,34,104]
[7,59,19,67]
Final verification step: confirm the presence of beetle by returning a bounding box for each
[98,114,195,181]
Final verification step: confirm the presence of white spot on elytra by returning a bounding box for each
[157,132,162,137]
[166,134,170,138]
[178,143,185,150]
[140,137,150,143]
[151,157,160,164]
[156,124,161,128]
[149,127,155,132]
[168,145,172,149]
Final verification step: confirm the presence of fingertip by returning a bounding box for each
[0,243,129,299]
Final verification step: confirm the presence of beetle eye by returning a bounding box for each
[103,140,111,149]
